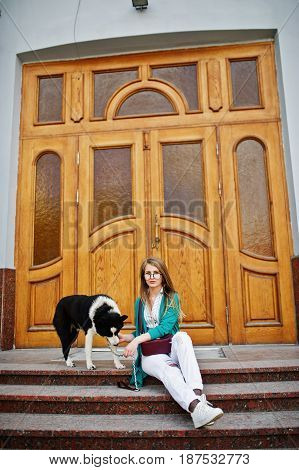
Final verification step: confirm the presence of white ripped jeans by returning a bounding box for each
[141,331,203,412]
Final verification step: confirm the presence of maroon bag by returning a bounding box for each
[141,334,173,356]
[138,298,173,356]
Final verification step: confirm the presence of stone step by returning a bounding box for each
[0,381,298,415]
[0,411,298,449]
[1,359,298,385]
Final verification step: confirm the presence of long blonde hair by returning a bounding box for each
[139,257,185,323]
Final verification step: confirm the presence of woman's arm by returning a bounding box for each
[123,294,180,355]
[123,332,151,357]
[147,293,180,340]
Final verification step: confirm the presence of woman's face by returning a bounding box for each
[144,263,163,289]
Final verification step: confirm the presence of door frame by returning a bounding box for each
[15,42,296,347]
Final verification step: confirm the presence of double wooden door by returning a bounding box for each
[15,123,296,347]
[77,127,227,346]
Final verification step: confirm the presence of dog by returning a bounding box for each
[53,294,128,370]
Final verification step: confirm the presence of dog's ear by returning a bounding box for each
[121,315,128,321]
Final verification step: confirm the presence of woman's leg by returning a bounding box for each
[141,353,199,412]
[170,332,204,391]
[169,332,224,426]
[142,351,224,427]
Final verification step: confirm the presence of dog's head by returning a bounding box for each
[92,303,128,345]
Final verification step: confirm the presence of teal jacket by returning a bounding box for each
[129,292,181,389]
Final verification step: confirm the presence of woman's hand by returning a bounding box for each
[123,339,139,358]
[123,333,151,357]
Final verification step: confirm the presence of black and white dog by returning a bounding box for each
[53,294,128,370]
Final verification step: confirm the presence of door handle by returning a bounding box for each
[151,213,160,249]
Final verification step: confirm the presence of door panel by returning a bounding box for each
[15,137,77,347]
[149,127,228,344]
[220,122,296,343]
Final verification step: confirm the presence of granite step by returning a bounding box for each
[0,381,298,415]
[1,359,298,385]
[0,411,298,449]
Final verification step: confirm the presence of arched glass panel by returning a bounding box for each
[93,147,133,229]
[236,139,273,257]
[94,69,138,118]
[117,90,175,117]
[34,153,61,265]
[151,64,199,110]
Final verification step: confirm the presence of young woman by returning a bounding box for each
[118,257,224,428]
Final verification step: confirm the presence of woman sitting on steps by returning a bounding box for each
[118,256,224,429]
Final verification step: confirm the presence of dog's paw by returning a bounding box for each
[66,358,76,368]
[115,362,126,369]
[87,364,96,370]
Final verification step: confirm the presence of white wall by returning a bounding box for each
[275,7,299,257]
[0,0,298,267]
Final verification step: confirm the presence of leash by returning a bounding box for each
[106,341,140,392]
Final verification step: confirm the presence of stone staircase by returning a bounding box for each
[0,346,299,449]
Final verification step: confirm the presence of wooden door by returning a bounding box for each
[77,131,147,346]
[149,127,228,344]
[77,127,228,346]
[15,137,77,347]
[220,122,296,343]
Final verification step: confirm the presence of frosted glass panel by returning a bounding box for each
[230,59,260,108]
[93,147,133,228]
[236,139,273,256]
[162,142,206,223]
[34,153,61,265]
[117,90,175,116]
[152,64,199,110]
[94,69,138,117]
[38,76,63,122]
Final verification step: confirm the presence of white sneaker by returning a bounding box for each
[191,394,224,428]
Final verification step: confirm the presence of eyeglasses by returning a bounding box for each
[144,272,162,280]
